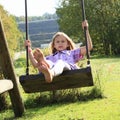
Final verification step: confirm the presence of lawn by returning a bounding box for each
[0,56,120,120]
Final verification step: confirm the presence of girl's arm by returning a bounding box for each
[25,40,38,68]
[28,48,38,67]
[80,20,93,56]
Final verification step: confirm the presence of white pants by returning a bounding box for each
[47,60,71,76]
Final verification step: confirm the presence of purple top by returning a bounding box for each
[45,48,83,70]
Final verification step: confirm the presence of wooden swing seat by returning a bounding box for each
[19,66,93,93]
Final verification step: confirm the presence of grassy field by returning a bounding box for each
[0,56,120,120]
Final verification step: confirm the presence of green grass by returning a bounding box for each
[0,55,120,120]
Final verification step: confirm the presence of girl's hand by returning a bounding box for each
[82,20,89,30]
[24,40,31,47]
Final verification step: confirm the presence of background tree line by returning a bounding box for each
[16,13,58,23]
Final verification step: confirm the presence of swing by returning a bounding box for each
[19,0,94,93]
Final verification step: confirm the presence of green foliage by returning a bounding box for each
[14,57,26,68]
[42,47,51,56]
[56,0,120,55]
[87,0,120,55]
[57,0,82,42]
[0,5,24,58]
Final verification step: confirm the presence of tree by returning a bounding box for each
[0,5,24,58]
[56,0,83,43]
[56,0,120,55]
[87,0,120,55]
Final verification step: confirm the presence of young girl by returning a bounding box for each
[25,20,93,83]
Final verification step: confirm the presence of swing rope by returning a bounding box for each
[25,0,29,75]
[80,0,90,65]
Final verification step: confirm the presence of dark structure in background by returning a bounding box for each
[18,19,59,48]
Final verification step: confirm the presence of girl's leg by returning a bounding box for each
[38,64,54,83]
[35,48,54,83]
[39,60,71,83]
[51,60,71,76]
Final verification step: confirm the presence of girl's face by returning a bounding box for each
[54,35,69,51]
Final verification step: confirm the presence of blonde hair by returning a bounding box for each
[50,32,75,54]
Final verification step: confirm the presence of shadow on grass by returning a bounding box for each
[24,86,105,109]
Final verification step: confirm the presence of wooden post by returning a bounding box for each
[0,19,25,117]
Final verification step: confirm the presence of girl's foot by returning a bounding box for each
[34,48,50,68]
[38,64,53,83]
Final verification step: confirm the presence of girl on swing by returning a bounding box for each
[25,20,93,83]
